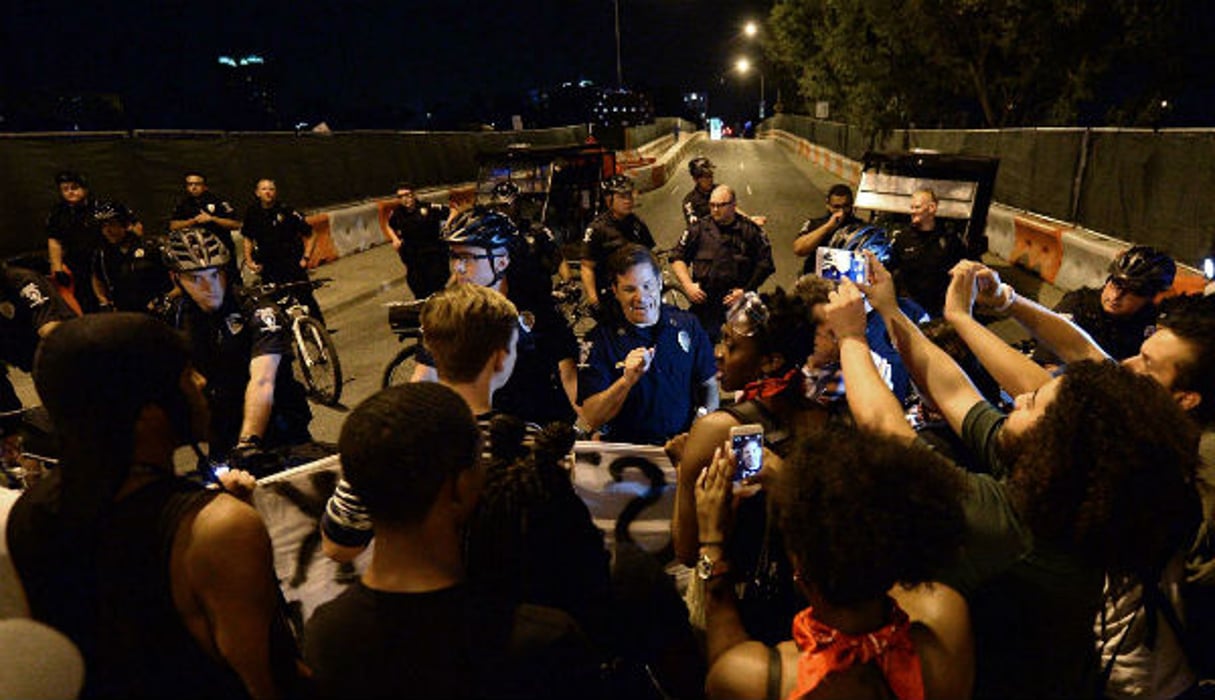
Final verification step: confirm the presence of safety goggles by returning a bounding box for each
[725,291,769,337]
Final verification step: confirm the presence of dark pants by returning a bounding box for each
[261,263,325,326]
[402,251,450,300]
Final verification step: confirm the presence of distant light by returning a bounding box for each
[295,122,309,130]
[690,92,698,100]
[239,55,264,66]
[1161,100,1170,109]
[579,79,593,88]
[218,56,237,67]
[744,21,758,38]
[736,57,751,74]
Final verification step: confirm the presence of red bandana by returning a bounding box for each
[788,602,923,700]
[741,368,803,402]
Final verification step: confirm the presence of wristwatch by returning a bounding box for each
[696,551,730,582]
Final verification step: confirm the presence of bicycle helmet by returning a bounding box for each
[442,209,519,250]
[688,157,715,178]
[840,224,892,264]
[162,227,231,271]
[54,171,87,188]
[1108,245,1175,296]
[601,174,634,197]
[490,181,520,206]
[92,200,132,225]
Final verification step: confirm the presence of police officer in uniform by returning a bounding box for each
[161,227,312,472]
[488,181,572,305]
[45,171,102,313]
[580,174,655,309]
[386,182,453,300]
[412,210,581,425]
[169,172,242,275]
[682,157,716,226]
[90,201,172,313]
[670,185,775,343]
[241,178,324,324]
[0,264,76,414]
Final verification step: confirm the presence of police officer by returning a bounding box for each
[386,182,453,300]
[45,171,102,313]
[90,201,172,313]
[682,156,716,226]
[670,185,775,343]
[160,227,312,472]
[792,183,864,276]
[412,210,580,425]
[489,181,572,305]
[169,171,242,272]
[580,174,655,309]
[578,244,718,445]
[241,178,324,324]
[0,264,76,414]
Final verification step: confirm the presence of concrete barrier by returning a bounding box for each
[765,128,1206,297]
[621,132,706,193]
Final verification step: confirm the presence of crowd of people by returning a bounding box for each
[1,154,1213,700]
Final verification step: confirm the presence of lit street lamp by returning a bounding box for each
[735,57,765,120]
[744,21,758,38]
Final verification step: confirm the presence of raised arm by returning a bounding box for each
[942,262,1053,397]
[822,280,915,440]
[865,253,985,437]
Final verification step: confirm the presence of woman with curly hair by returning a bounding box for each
[697,426,973,699]
[823,257,1200,699]
[669,287,824,645]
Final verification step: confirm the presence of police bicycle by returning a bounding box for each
[381,298,426,388]
[250,277,343,406]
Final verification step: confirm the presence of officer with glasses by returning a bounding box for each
[410,210,581,425]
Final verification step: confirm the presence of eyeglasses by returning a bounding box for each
[709,200,736,209]
[449,252,494,266]
[725,292,769,337]
[1107,276,1150,296]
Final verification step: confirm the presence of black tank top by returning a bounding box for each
[8,474,250,699]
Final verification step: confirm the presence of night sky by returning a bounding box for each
[0,0,774,129]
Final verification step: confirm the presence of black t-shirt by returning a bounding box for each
[388,203,450,263]
[242,202,311,265]
[0,265,76,371]
[681,186,712,226]
[304,581,604,699]
[166,287,311,456]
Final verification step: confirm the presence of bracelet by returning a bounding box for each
[699,541,724,547]
[994,283,1017,313]
[236,435,262,448]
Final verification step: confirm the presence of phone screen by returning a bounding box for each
[732,432,764,482]
[816,247,869,285]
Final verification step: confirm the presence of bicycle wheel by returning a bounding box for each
[381,339,420,389]
[295,316,343,406]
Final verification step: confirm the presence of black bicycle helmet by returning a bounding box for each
[92,200,132,225]
[601,174,634,197]
[688,156,715,178]
[162,227,231,271]
[1108,245,1176,296]
[442,209,518,250]
[490,181,521,206]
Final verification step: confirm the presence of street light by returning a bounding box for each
[735,57,765,120]
[744,20,759,38]
[614,0,623,87]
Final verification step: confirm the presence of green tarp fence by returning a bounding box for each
[764,113,1215,264]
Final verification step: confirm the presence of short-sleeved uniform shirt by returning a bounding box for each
[0,266,76,374]
[580,211,655,295]
[797,212,863,275]
[932,401,1103,699]
[91,234,172,313]
[171,192,239,256]
[167,287,311,457]
[889,223,966,317]
[241,202,311,269]
[45,199,100,269]
[577,306,715,445]
[672,215,774,340]
[388,202,450,265]
[1033,287,1155,364]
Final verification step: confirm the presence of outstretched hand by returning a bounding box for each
[824,280,869,341]
[860,251,898,316]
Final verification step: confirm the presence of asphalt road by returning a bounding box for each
[10,137,1057,448]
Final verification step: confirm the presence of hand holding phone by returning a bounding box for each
[815,247,870,285]
[729,424,764,482]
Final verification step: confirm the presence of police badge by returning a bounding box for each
[678,330,691,353]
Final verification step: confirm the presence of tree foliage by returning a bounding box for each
[766,0,1181,132]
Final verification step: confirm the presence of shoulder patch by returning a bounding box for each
[18,282,47,309]
[252,306,282,333]
[583,226,595,244]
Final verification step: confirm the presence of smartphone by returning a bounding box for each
[729,424,764,482]
[815,247,869,285]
